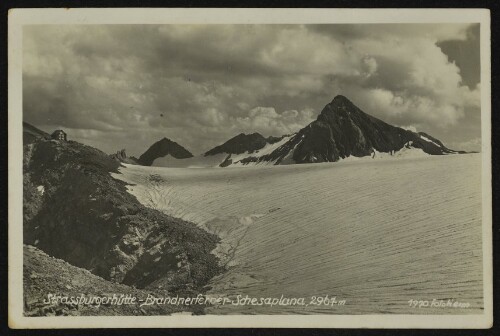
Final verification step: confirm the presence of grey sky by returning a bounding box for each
[23,23,482,156]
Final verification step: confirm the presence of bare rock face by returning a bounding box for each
[138,138,193,166]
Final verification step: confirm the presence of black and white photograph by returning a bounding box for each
[8,8,492,329]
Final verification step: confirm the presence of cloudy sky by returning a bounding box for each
[23,23,481,156]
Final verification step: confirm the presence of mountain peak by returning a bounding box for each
[138,137,193,166]
[316,95,360,120]
[205,132,268,156]
[234,132,263,138]
[328,95,359,112]
[331,95,351,104]
[294,96,457,163]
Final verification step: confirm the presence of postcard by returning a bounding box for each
[8,7,492,328]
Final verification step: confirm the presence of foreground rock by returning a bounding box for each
[23,124,223,306]
[24,245,205,316]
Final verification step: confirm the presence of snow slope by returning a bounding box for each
[152,153,227,168]
[113,154,483,314]
[419,134,442,147]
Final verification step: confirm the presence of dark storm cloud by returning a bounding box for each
[438,24,481,89]
[23,23,482,155]
[308,23,471,42]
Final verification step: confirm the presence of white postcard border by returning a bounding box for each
[8,8,493,329]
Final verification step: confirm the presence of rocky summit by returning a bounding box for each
[204,132,282,156]
[138,137,193,166]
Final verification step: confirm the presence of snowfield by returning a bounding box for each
[113,154,483,314]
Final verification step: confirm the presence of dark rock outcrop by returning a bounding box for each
[111,149,128,161]
[138,138,193,166]
[110,149,139,165]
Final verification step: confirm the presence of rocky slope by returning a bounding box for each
[138,137,193,166]
[202,95,461,166]
[23,122,50,145]
[24,245,205,316]
[23,124,223,315]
